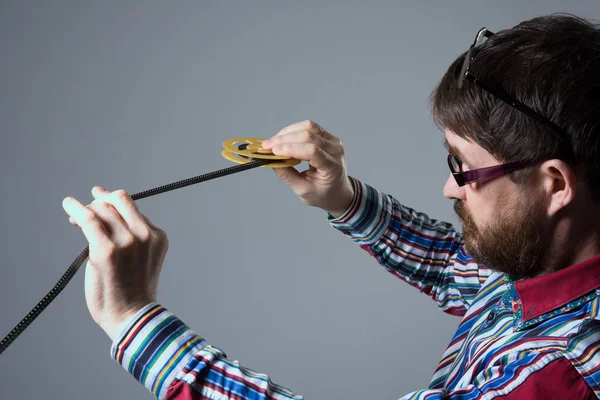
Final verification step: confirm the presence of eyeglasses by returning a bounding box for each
[447,154,539,187]
[450,27,575,187]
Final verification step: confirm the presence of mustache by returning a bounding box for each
[454,200,479,234]
[454,200,477,229]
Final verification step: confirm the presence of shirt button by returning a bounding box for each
[487,311,495,321]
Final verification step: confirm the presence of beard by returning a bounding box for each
[454,195,551,281]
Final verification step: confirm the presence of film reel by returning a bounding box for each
[222,138,301,168]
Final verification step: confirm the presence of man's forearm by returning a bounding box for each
[327,177,490,315]
[111,303,303,400]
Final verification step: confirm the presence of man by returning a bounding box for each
[63,13,600,399]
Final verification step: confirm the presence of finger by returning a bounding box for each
[88,198,132,245]
[73,186,135,245]
[62,196,112,250]
[262,129,337,154]
[273,120,313,137]
[271,142,335,170]
[69,187,157,235]
[313,124,338,143]
[272,166,305,187]
[271,120,337,142]
[100,189,152,240]
[140,213,159,231]
[68,186,111,227]
[92,186,109,199]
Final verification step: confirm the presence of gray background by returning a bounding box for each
[0,1,598,399]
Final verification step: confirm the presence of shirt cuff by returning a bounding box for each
[327,176,392,245]
[110,302,216,400]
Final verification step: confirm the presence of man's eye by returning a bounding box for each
[456,157,470,170]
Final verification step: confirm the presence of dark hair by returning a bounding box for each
[431,13,600,198]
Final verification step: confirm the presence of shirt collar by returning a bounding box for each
[514,253,600,323]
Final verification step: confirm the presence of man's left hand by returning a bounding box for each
[62,186,169,341]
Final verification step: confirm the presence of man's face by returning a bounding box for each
[442,130,551,280]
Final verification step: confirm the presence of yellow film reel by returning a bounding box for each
[222,138,301,168]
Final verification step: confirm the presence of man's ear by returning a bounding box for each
[538,159,577,217]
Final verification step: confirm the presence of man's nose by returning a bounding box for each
[443,173,466,200]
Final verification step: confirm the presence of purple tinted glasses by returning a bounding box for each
[447,154,539,187]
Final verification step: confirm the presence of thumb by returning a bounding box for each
[272,166,305,188]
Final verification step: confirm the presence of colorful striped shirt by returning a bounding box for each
[111,176,600,399]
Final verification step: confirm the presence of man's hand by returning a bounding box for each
[261,120,354,217]
[62,186,169,341]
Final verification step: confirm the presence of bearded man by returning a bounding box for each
[64,12,600,400]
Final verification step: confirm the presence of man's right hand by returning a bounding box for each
[261,120,355,218]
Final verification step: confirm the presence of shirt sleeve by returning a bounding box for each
[110,303,303,400]
[400,352,596,399]
[328,176,494,316]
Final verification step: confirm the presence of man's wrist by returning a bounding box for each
[104,303,153,342]
[109,303,212,400]
[325,177,356,218]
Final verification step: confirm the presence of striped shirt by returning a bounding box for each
[111,176,600,399]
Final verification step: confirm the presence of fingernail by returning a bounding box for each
[262,139,272,147]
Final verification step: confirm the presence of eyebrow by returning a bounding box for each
[443,140,472,165]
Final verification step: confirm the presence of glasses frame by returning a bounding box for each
[447,154,539,187]
[450,27,576,187]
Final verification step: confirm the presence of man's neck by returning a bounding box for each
[535,216,600,278]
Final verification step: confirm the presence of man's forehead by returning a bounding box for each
[443,138,458,152]
[444,130,468,147]
[443,131,468,157]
